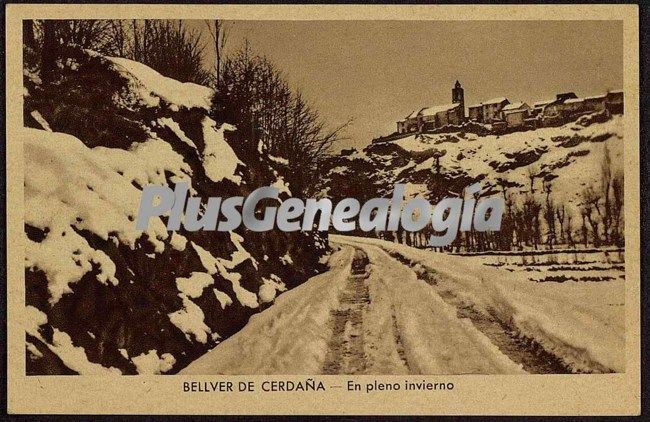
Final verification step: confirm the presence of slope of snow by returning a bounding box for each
[23,124,262,371]
[106,56,213,110]
[24,50,328,375]
[107,57,244,186]
[389,115,623,207]
[334,235,624,373]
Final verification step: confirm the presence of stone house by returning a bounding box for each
[583,94,607,112]
[468,97,510,123]
[530,99,553,118]
[500,102,531,127]
[419,103,464,131]
[562,97,585,114]
[397,110,421,133]
[543,92,578,117]
[606,90,624,114]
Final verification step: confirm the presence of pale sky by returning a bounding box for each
[187,20,623,151]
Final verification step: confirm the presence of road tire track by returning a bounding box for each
[322,248,371,374]
[390,303,411,372]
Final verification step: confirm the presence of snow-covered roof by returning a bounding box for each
[585,94,606,100]
[501,102,529,111]
[608,89,623,94]
[564,98,584,104]
[469,97,509,108]
[533,100,554,107]
[482,97,508,105]
[419,103,459,116]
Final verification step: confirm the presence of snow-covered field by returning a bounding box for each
[465,248,625,284]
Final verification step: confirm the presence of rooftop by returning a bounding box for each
[564,98,584,104]
[533,100,554,107]
[419,103,460,116]
[483,97,509,105]
[585,94,607,100]
[502,101,528,111]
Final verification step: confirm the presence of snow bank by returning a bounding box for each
[25,305,121,374]
[158,117,198,150]
[191,242,259,309]
[132,350,176,374]
[49,329,122,375]
[180,247,355,374]
[176,272,214,298]
[168,296,213,344]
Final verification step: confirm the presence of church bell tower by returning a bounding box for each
[452,80,465,119]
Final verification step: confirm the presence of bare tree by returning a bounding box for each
[527,165,538,193]
[565,209,574,247]
[600,146,613,243]
[611,169,624,246]
[29,19,210,85]
[522,194,542,249]
[542,180,556,249]
[205,20,229,87]
[23,20,36,49]
[128,20,209,84]
[580,186,602,247]
[555,204,566,244]
[217,44,350,196]
[40,20,58,84]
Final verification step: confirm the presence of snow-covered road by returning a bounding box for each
[181,236,622,375]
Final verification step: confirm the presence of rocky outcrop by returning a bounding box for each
[23,47,327,374]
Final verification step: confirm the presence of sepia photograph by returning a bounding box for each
[6,3,641,416]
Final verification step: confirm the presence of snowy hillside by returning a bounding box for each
[326,114,621,206]
[323,113,624,249]
[23,48,327,374]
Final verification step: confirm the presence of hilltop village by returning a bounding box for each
[395,81,623,137]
